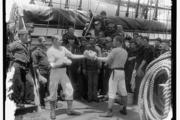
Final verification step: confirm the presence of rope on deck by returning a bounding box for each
[138,51,172,120]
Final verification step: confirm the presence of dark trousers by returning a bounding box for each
[77,72,86,99]
[39,72,49,106]
[25,72,35,102]
[87,71,98,101]
[12,64,27,104]
[101,67,111,95]
[68,69,81,99]
[125,61,135,93]
[134,75,143,104]
[80,72,88,99]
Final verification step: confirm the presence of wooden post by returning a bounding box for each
[116,0,121,16]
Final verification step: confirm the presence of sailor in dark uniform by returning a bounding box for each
[8,29,32,106]
[32,36,51,109]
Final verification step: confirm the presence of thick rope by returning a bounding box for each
[138,52,172,120]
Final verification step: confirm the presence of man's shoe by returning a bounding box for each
[99,111,113,117]
[41,106,45,109]
[67,110,81,116]
[120,108,127,115]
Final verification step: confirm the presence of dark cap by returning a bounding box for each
[100,11,106,16]
[156,37,162,42]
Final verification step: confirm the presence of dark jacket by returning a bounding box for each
[8,41,30,64]
[32,45,50,73]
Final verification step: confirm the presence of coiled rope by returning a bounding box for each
[138,51,172,120]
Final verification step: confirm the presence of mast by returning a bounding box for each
[78,0,82,10]
[144,0,150,19]
[153,0,159,20]
[65,0,69,9]
[48,0,53,6]
[135,0,140,18]
[126,0,130,17]
[29,0,35,4]
[116,0,121,16]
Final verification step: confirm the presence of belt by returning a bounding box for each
[111,67,124,79]
[14,60,28,67]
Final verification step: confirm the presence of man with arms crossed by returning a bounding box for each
[46,35,85,119]
[94,35,128,117]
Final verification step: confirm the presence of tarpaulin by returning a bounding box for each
[9,4,171,33]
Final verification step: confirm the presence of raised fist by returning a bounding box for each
[84,50,97,60]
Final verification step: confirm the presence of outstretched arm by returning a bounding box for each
[64,47,85,59]
[70,54,85,59]
[95,56,108,62]
[95,49,114,63]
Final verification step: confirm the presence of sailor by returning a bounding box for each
[46,35,85,119]
[8,29,32,106]
[93,35,128,116]
[133,35,154,104]
[63,34,82,99]
[32,36,50,109]
[82,37,101,102]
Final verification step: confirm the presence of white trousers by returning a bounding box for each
[108,70,128,99]
[48,68,74,101]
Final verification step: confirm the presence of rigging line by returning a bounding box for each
[73,0,79,29]
[162,0,166,40]
[165,10,170,40]
[144,0,150,19]
[148,0,155,39]
[165,2,170,40]
[88,0,89,11]
[162,8,166,40]
[90,0,92,11]
[57,0,61,34]
[45,3,53,36]
[153,0,158,20]
[135,0,141,18]
[116,0,121,16]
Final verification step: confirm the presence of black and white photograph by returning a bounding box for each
[4,0,174,120]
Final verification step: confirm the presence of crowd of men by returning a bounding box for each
[6,11,171,119]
